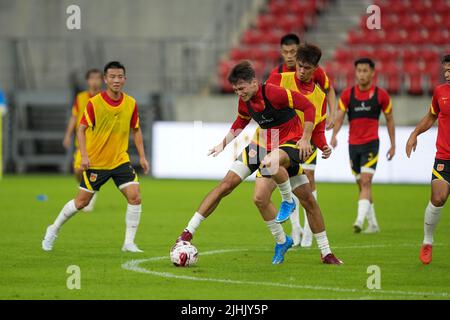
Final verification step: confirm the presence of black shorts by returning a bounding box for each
[236,142,303,178]
[431,159,450,184]
[79,162,139,192]
[349,139,379,177]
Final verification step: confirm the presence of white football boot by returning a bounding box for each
[362,224,380,234]
[122,243,144,253]
[42,225,58,251]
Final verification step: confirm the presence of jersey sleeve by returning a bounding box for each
[338,88,351,112]
[313,66,330,91]
[430,90,440,115]
[230,99,252,133]
[130,102,139,129]
[266,73,282,86]
[80,101,95,127]
[311,119,327,150]
[378,88,392,114]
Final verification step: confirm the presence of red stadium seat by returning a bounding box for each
[256,14,277,32]
[406,73,424,95]
[242,29,264,45]
[229,48,248,61]
[266,48,281,65]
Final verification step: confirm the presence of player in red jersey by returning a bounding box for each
[175,61,342,264]
[268,34,337,245]
[406,54,450,265]
[331,58,396,234]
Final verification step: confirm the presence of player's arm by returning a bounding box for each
[406,110,437,158]
[208,102,251,157]
[384,111,396,161]
[330,90,349,148]
[63,100,79,149]
[325,86,337,130]
[311,120,332,159]
[130,104,149,174]
[77,123,89,170]
[77,101,95,170]
[63,115,77,149]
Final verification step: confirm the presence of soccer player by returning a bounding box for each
[269,33,337,246]
[331,58,396,233]
[42,61,149,253]
[263,43,331,248]
[176,60,322,264]
[63,69,102,212]
[406,54,450,265]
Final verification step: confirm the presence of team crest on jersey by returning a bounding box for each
[437,164,445,172]
[89,173,98,182]
[248,149,257,158]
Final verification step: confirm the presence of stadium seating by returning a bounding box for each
[331,0,450,95]
[217,0,330,92]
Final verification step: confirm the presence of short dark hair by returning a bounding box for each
[280,33,300,46]
[296,43,322,66]
[354,57,375,69]
[104,61,126,74]
[85,68,102,80]
[227,60,255,85]
[442,54,450,64]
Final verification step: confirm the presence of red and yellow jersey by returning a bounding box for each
[269,63,331,92]
[265,71,328,150]
[430,83,450,160]
[339,85,392,145]
[80,91,139,170]
[230,84,315,151]
[72,91,94,147]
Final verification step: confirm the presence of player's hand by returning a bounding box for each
[406,134,417,158]
[386,146,396,161]
[297,138,312,161]
[330,135,338,148]
[207,143,225,157]
[326,116,335,131]
[63,135,71,150]
[80,156,90,171]
[140,157,150,174]
[322,145,332,159]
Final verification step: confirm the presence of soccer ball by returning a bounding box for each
[170,241,198,267]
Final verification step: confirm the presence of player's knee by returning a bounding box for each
[127,193,141,205]
[360,178,372,190]
[431,194,447,207]
[253,193,270,209]
[218,180,235,197]
[75,197,90,209]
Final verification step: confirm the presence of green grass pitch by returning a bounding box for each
[0,175,449,300]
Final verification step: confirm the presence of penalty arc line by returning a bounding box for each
[121,247,450,298]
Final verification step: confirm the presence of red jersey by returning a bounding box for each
[269,63,331,92]
[230,83,315,151]
[266,72,328,150]
[339,85,392,145]
[430,84,450,160]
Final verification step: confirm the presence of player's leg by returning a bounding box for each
[350,144,366,232]
[177,144,260,243]
[357,142,380,233]
[292,177,343,264]
[42,188,94,251]
[253,176,293,264]
[301,169,315,247]
[112,162,143,252]
[74,149,97,212]
[420,162,450,264]
[261,147,299,223]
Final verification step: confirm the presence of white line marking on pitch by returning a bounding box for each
[121,246,450,298]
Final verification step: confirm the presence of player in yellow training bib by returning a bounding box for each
[42,61,150,253]
[63,69,102,212]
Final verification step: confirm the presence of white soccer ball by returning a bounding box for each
[170,241,198,267]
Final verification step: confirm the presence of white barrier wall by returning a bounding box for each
[152,121,438,184]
